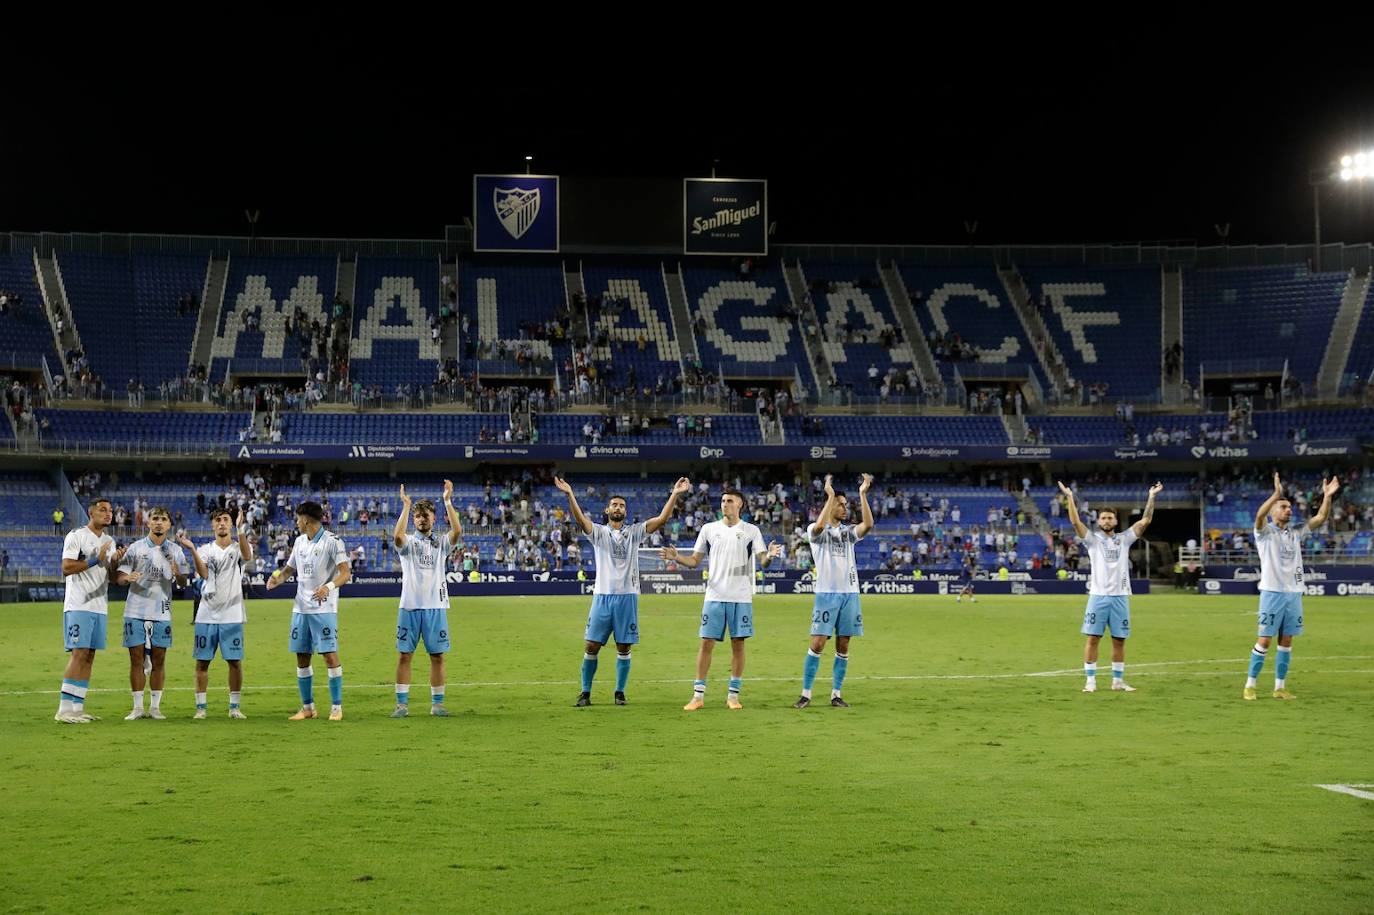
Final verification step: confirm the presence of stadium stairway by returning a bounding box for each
[337,256,357,317]
[998,266,1065,396]
[663,263,701,365]
[440,258,458,364]
[189,255,230,373]
[34,252,81,359]
[881,261,942,392]
[783,259,833,391]
[1317,268,1371,397]
[1161,266,1183,404]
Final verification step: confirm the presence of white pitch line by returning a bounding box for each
[1,660,1371,698]
[1315,784,1374,802]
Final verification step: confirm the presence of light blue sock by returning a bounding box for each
[1084,662,1097,680]
[580,653,598,693]
[728,677,742,695]
[802,650,822,694]
[431,685,445,705]
[1248,646,1267,680]
[615,652,631,692]
[832,653,849,694]
[693,679,706,697]
[296,667,314,706]
[327,667,343,706]
[396,685,409,706]
[1112,662,1124,681]
[1275,646,1292,682]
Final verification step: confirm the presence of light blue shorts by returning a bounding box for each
[123,618,173,649]
[584,594,639,645]
[1257,590,1303,637]
[63,611,107,651]
[1081,595,1130,638]
[701,601,753,641]
[810,592,863,637]
[289,612,339,654]
[397,609,451,654]
[194,623,245,661]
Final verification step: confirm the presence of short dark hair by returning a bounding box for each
[606,495,628,507]
[721,488,745,503]
[147,506,171,521]
[1099,508,1118,519]
[89,497,111,510]
[210,509,233,522]
[296,501,324,522]
[413,499,436,515]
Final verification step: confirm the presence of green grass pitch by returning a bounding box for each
[1,593,1371,913]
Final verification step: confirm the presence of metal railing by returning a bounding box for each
[0,352,44,372]
[1202,547,1373,565]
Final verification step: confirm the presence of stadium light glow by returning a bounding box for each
[1337,150,1374,181]
[1311,148,1374,268]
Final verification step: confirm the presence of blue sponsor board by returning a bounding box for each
[684,178,768,256]
[233,570,1149,599]
[1200,579,1374,597]
[229,440,1362,463]
[1204,565,1374,584]
[473,174,560,253]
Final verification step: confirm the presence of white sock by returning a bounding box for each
[1275,678,1286,690]
[1112,662,1125,677]
[831,689,842,699]
[801,688,812,699]
[131,691,145,711]
[1245,676,1258,688]
[229,691,241,708]
[195,692,207,707]
[1084,663,1097,680]
[58,699,73,714]
[150,690,163,710]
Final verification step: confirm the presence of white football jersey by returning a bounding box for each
[398,532,450,610]
[195,540,248,624]
[288,528,349,614]
[62,525,115,615]
[120,537,186,621]
[1254,522,1310,593]
[808,523,861,594]
[692,520,767,604]
[1085,528,1138,596]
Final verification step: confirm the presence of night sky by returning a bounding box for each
[4,24,1372,249]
